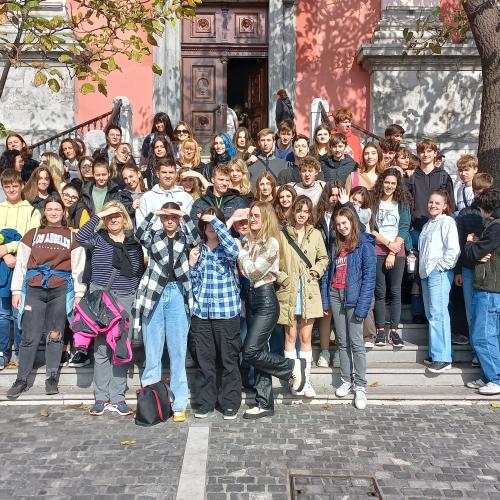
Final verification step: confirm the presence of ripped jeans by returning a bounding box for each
[17,285,67,381]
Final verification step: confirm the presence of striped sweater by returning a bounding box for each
[75,215,145,292]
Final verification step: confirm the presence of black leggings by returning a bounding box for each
[374,255,405,329]
[243,284,294,409]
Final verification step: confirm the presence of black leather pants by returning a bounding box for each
[243,284,294,409]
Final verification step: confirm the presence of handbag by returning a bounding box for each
[282,229,312,268]
[135,379,173,426]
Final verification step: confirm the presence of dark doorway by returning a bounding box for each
[227,58,268,139]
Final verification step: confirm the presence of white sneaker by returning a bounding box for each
[466,378,486,389]
[302,380,316,398]
[335,381,352,398]
[364,340,375,348]
[316,350,330,368]
[478,382,500,395]
[354,387,367,409]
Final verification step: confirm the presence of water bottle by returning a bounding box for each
[407,249,416,274]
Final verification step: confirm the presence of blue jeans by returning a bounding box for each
[470,289,500,384]
[142,282,189,412]
[421,269,453,363]
[462,267,474,327]
[0,296,20,359]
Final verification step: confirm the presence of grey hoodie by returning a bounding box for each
[137,184,194,230]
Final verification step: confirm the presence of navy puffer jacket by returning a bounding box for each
[327,232,376,318]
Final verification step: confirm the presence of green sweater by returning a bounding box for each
[0,200,41,254]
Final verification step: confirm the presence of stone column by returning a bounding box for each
[357,6,481,162]
[268,0,297,129]
[154,22,182,125]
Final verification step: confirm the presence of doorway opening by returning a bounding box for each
[227,58,268,138]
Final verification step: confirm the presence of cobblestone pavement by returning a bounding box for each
[0,404,498,499]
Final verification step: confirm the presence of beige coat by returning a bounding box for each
[277,225,329,326]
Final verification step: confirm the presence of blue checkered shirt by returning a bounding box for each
[190,217,241,319]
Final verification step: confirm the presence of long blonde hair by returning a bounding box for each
[249,201,285,271]
[228,159,251,196]
[178,138,202,167]
[40,152,65,191]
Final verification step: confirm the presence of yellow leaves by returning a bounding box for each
[39,409,49,417]
[369,381,380,388]
[120,440,137,446]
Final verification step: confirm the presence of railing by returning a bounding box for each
[317,101,381,142]
[30,99,123,155]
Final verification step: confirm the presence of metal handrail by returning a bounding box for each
[30,99,123,151]
[317,101,381,141]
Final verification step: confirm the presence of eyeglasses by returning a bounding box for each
[176,129,189,135]
[62,193,79,201]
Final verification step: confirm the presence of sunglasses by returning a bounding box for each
[176,129,189,134]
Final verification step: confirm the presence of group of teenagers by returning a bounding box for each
[0,106,498,421]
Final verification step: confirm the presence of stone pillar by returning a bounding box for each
[154,22,182,125]
[113,96,133,144]
[268,0,297,129]
[357,6,481,162]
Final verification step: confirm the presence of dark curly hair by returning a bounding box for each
[372,168,412,207]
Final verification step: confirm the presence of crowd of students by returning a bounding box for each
[0,106,498,421]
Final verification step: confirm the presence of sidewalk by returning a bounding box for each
[0,404,498,499]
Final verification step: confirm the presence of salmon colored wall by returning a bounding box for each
[68,0,153,135]
[295,0,381,136]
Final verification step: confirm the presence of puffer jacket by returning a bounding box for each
[325,232,376,318]
[276,225,329,325]
[465,208,500,293]
[77,178,134,218]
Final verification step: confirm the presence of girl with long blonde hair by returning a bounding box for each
[236,201,306,419]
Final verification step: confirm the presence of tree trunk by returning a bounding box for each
[463,1,500,180]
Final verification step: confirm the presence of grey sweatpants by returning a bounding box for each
[91,286,134,404]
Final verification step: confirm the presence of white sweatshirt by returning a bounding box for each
[418,214,460,279]
[136,184,194,230]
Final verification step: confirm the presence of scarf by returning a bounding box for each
[97,229,142,278]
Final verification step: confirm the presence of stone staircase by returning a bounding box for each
[0,305,493,406]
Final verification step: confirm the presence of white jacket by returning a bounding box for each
[418,214,460,279]
[136,184,194,230]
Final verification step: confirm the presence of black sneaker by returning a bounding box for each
[194,409,214,419]
[60,351,71,367]
[423,357,432,366]
[375,330,387,346]
[451,334,469,345]
[69,350,90,367]
[389,331,404,348]
[45,376,59,395]
[413,315,428,324]
[223,408,238,420]
[6,379,27,400]
[427,361,452,374]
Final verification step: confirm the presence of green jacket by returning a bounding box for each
[465,213,500,293]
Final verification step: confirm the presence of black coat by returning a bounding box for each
[190,187,249,221]
[275,96,295,126]
[76,178,134,219]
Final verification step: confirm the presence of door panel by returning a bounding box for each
[182,57,226,150]
[247,60,268,139]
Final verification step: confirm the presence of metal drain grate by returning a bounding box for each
[290,474,383,499]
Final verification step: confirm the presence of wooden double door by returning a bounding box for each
[181,4,269,149]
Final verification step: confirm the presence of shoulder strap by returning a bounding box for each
[104,268,119,293]
[353,170,359,187]
[282,229,312,269]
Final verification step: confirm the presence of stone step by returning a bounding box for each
[0,361,480,392]
[313,342,472,364]
[0,385,495,407]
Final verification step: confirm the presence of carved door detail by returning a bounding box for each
[182,57,226,149]
[247,60,268,139]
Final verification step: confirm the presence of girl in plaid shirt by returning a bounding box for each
[188,208,242,420]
